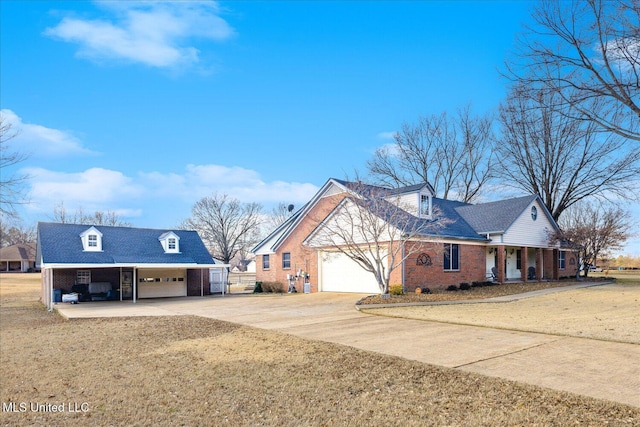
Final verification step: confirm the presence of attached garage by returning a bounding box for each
[137,269,187,298]
[318,251,382,294]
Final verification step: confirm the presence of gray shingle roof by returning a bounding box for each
[37,222,216,265]
[454,195,538,234]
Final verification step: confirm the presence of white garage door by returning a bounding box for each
[137,269,187,298]
[319,251,382,294]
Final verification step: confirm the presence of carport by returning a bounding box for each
[41,263,227,310]
[37,222,229,311]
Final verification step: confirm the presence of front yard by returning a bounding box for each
[1,273,638,426]
[360,273,640,344]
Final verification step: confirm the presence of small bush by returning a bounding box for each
[421,287,431,294]
[446,285,458,291]
[471,281,484,288]
[389,284,404,295]
[459,283,471,291]
[261,281,285,293]
[253,282,263,293]
[414,287,422,294]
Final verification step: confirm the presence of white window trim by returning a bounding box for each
[159,232,181,254]
[80,226,103,252]
[419,192,432,218]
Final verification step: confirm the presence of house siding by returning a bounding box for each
[404,242,486,292]
[502,200,554,247]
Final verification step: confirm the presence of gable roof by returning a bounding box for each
[37,222,217,267]
[254,178,560,254]
[455,195,553,234]
[0,242,36,261]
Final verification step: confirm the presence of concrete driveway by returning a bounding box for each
[56,292,640,408]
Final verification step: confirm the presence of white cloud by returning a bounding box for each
[25,167,144,215]
[377,131,397,140]
[140,164,319,204]
[24,164,319,226]
[1,109,96,157]
[44,1,235,68]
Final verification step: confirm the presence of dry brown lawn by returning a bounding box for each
[360,277,640,344]
[1,273,639,426]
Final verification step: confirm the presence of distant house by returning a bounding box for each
[253,178,579,294]
[0,242,36,272]
[36,222,228,310]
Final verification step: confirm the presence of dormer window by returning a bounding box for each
[419,193,432,218]
[80,226,103,252]
[159,232,180,254]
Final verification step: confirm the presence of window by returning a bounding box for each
[516,249,522,270]
[262,254,270,270]
[420,194,430,216]
[531,206,538,221]
[77,270,91,285]
[282,252,291,269]
[559,251,566,270]
[443,244,459,271]
[159,232,180,253]
[80,226,102,251]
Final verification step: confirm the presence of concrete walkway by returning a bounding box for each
[55,287,640,408]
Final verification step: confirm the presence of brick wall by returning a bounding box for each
[256,193,348,293]
[544,250,555,279]
[52,268,120,293]
[404,242,486,292]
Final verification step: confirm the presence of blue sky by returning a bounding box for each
[2,1,638,254]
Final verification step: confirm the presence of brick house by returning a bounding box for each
[253,178,579,294]
[36,222,228,310]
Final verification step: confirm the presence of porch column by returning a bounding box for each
[535,248,543,281]
[496,245,505,283]
[553,249,559,280]
[521,246,528,282]
[133,267,137,304]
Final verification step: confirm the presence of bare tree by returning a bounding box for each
[306,181,447,294]
[0,218,36,247]
[550,202,633,276]
[182,193,263,264]
[50,202,132,226]
[367,106,493,203]
[264,202,295,231]
[496,85,640,221]
[506,0,640,140]
[0,113,29,218]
